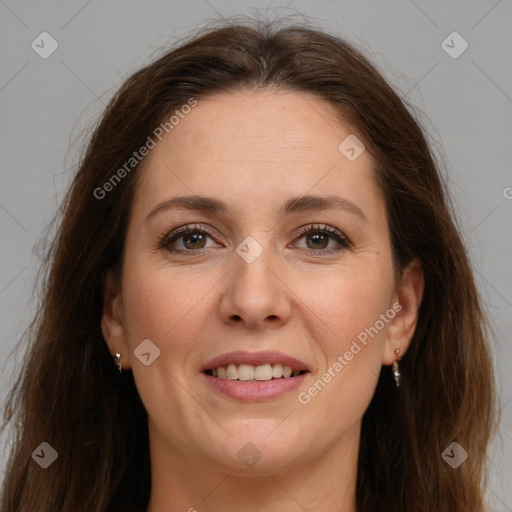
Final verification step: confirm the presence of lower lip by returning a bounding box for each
[201,372,309,402]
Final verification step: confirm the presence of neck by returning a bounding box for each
[145,421,360,512]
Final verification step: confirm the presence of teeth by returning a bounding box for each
[272,364,283,378]
[254,364,272,380]
[238,364,254,381]
[226,364,239,380]
[208,363,304,381]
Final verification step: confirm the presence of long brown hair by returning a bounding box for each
[1,16,499,512]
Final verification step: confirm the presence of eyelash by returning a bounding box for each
[157,223,351,257]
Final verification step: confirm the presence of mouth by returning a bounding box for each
[201,350,311,400]
[204,363,309,382]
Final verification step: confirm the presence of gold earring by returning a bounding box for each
[114,353,122,374]
[392,348,401,388]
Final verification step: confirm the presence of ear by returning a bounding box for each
[101,269,130,370]
[382,258,424,365]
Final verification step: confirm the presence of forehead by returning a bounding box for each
[155,89,351,162]
[133,89,384,220]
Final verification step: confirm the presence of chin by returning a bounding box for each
[202,429,309,473]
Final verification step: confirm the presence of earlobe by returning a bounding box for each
[100,269,129,369]
[383,258,424,365]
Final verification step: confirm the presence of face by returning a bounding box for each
[102,89,423,474]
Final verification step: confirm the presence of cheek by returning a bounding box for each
[119,263,207,427]
[306,266,393,352]
[120,260,210,358]
[298,266,393,411]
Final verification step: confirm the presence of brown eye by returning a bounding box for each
[159,224,220,254]
[293,224,350,255]
[181,231,208,250]
[305,232,330,250]
[163,230,214,252]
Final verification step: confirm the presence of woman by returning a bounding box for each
[0,17,499,512]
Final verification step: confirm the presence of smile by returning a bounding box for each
[201,350,311,401]
[204,363,308,382]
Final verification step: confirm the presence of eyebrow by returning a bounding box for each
[145,194,368,223]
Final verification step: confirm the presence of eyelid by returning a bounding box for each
[293,223,350,244]
[158,223,223,249]
[158,222,351,254]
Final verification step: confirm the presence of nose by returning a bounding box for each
[218,239,292,330]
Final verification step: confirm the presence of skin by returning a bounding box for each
[101,89,424,512]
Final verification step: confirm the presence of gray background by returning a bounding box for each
[1,0,511,508]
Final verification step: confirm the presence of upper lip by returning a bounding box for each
[201,350,310,373]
